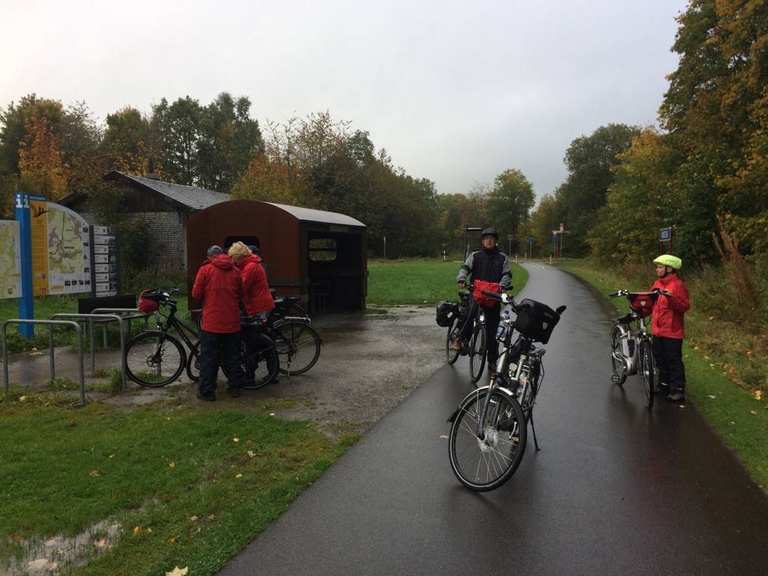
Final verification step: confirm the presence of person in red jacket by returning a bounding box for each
[228,242,275,386]
[650,254,690,403]
[191,245,245,400]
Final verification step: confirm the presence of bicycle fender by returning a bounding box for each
[447,385,517,422]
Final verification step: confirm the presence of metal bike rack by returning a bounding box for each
[90,308,151,345]
[2,319,86,406]
[50,313,129,391]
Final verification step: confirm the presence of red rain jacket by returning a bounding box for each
[239,254,274,315]
[191,254,243,333]
[650,273,690,339]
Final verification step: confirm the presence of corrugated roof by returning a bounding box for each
[265,202,366,228]
[105,171,230,210]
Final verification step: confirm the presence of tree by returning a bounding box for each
[486,168,535,253]
[555,124,640,255]
[17,112,69,200]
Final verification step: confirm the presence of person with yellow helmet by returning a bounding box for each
[650,254,690,402]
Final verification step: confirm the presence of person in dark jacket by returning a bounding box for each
[650,254,690,403]
[191,245,245,400]
[453,227,512,377]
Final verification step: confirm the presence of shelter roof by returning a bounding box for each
[104,171,230,210]
[265,202,366,228]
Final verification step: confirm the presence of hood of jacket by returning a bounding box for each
[210,254,234,270]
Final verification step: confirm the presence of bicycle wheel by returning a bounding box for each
[186,341,200,382]
[638,338,655,409]
[469,322,486,384]
[242,341,280,390]
[274,321,321,375]
[610,325,627,386]
[125,331,186,388]
[446,315,461,365]
[448,388,527,492]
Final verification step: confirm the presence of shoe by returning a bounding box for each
[655,382,669,394]
[227,386,241,398]
[449,337,462,352]
[666,390,686,403]
[197,391,216,402]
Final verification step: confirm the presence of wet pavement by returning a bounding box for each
[218,263,768,576]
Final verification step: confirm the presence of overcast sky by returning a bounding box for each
[1,0,688,199]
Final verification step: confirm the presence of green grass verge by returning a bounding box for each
[0,395,349,575]
[557,259,768,490]
[367,258,529,305]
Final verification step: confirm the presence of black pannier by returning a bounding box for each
[514,298,561,344]
[436,301,459,327]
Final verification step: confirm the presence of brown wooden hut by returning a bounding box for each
[187,200,367,314]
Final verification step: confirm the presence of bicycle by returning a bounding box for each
[439,288,487,384]
[448,290,566,491]
[125,289,201,387]
[609,289,659,409]
[188,296,320,382]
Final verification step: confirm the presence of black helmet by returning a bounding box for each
[481,227,498,239]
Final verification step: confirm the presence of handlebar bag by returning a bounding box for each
[472,280,501,309]
[515,298,561,343]
[435,301,459,327]
[137,289,160,313]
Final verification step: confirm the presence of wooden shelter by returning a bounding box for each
[187,200,367,313]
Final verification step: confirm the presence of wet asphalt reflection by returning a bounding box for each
[219,263,768,576]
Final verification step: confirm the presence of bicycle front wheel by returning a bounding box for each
[610,325,627,386]
[274,321,321,376]
[448,388,527,492]
[125,331,186,388]
[638,338,655,409]
[469,323,486,385]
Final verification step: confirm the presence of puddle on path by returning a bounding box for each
[1,520,121,575]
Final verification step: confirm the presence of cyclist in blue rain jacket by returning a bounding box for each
[452,227,512,377]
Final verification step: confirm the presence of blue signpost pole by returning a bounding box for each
[15,192,34,338]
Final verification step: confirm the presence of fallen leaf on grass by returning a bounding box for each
[169,462,176,469]
[755,390,763,401]
[235,473,243,479]
[133,526,143,536]
[232,437,240,443]
[189,516,199,522]
[247,450,256,458]
[707,395,716,399]
[89,469,101,478]
[750,410,757,415]
[19,396,26,402]
[166,567,188,576]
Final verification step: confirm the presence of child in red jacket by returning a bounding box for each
[650,254,690,403]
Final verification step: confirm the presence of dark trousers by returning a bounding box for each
[652,336,686,392]
[199,330,244,396]
[460,301,501,369]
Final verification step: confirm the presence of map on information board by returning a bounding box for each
[0,220,21,298]
[30,200,91,296]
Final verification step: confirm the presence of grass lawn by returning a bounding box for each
[367,258,529,305]
[557,259,768,491]
[0,394,353,576]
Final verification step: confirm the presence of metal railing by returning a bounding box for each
[90,307,150,348]
[2,319,86,406]
[49,313,131,391]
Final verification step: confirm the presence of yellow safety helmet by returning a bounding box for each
[653,254,682,270]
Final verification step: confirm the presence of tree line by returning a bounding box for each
[0,94,536,260]
[528,0,767,287]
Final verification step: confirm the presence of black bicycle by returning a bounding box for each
[448,291,565,491]
[609,289,659,409]
[125,289,201,387]
[440,288,487,384]
[269,296,322,376]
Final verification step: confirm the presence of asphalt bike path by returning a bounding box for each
[219,264,768,576]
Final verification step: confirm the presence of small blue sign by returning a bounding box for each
[659,227,673,241]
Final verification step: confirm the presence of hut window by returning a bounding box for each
[308,238,337,262]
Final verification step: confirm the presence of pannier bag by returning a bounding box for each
[436,301,459,327]
[514,298,562,344]
[629,293,656,319]
[137,289,160,314]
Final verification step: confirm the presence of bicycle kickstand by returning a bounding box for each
[529,411,541,452]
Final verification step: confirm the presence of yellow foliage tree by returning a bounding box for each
[18,114,69,201]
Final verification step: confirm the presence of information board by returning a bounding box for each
[0,220,22,298]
